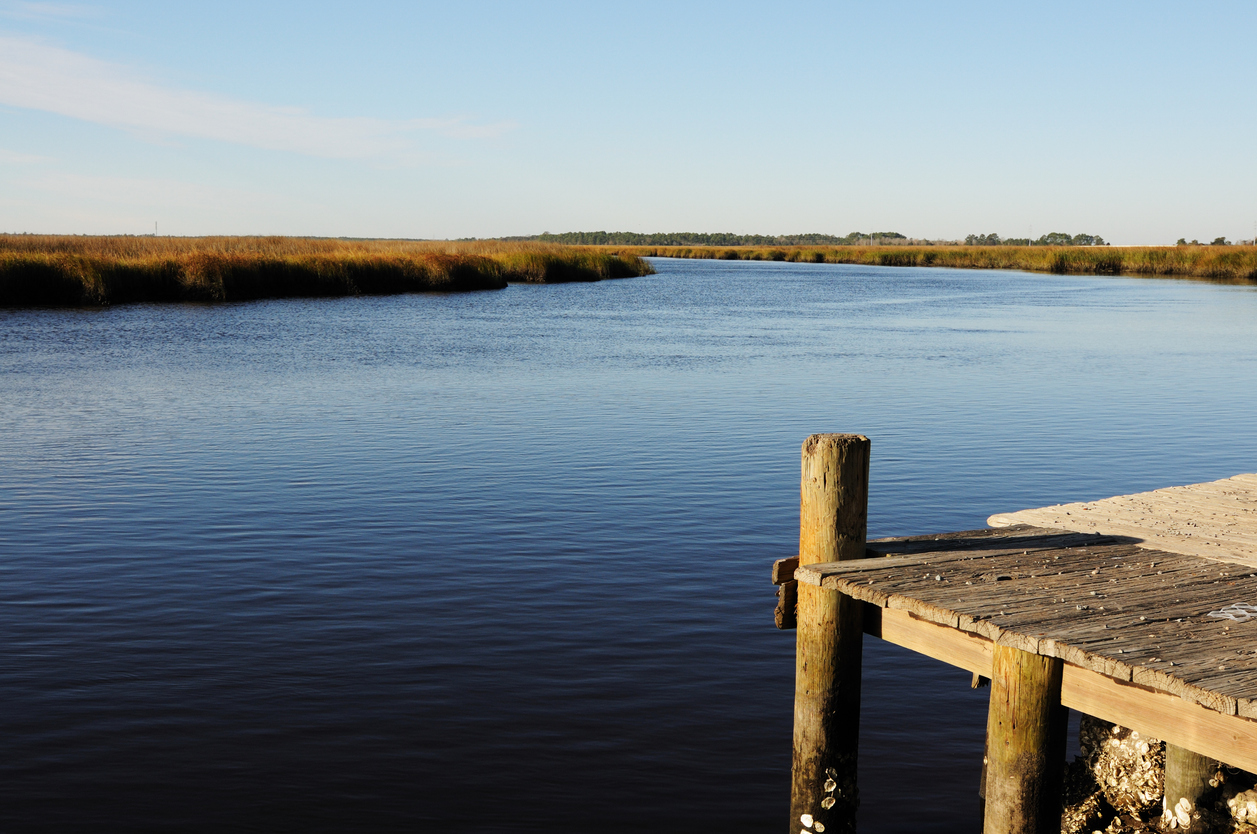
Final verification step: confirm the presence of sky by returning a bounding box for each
[0,1,1254,244]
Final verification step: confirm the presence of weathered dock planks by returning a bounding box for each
[989,474,1257,568]
[795,525,1257,773]
[799,526,1257,718]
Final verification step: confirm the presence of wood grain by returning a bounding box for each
[859,602,1257,775]
[1060,664,1257,774]
[989,474,1257,568]
[791,523,1257,771]
[983,645,1067,834]
[791,434,870,834]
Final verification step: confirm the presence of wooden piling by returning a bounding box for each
[983,644,1067,834]
[790,434,869,834]
[1163,744,1219,829]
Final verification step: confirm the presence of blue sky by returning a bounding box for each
[0,1,1253,243]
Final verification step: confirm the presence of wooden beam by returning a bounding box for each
[1059,664,1257,775]
[862,604,1257,776]
[862,605,992,677]
[775,580,798,629]
[772,556,800,585]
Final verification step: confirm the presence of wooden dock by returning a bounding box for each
[776,438,1257,834]
[988,474,1257,569]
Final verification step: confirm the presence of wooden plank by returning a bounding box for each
[1036,498,1257,547]
[777,523,1088,585]
[772,556,799,585]
[989,474,1257,568]
[791,510,1257,720]
[865,527,1123,556]
[864,605,993,676]
[1060,663,1257,774]
[798,539,1132,588]
[816,541,1257,715]
[798,547,1083,585]
[775,580,797,629]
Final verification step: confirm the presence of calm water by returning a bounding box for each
[3,258,1256,833]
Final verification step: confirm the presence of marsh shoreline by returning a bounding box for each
[602,244,1257,282]
[0,236,654,307]
[6,236,1253,309]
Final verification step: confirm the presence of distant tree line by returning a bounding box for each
[1177,237,1234,246]
[511,231,909,246]
[964,232,1107,246]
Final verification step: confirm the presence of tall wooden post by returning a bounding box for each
[1163,744,1219,829]
[983,644,1067,834]
[790,434,870,834]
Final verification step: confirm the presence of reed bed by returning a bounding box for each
[608,244,1257,282]
[0,236,654,307]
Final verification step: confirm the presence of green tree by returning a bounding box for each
[964,233,1002,245]
[1039,232,1074,245]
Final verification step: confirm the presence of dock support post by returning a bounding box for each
[983,644,1067,834]
[790,434,870,834]
[1163,744,1219,829]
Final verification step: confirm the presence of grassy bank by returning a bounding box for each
[0,236,654,307]
[610,244,1257,281]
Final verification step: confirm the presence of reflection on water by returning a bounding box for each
[2,258,1256,832]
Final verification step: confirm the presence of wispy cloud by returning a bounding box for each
[0,145,53,163]
[23,170,285,209]
[0,2,102,22]
[4,170,312,233]
[0,35,515,159]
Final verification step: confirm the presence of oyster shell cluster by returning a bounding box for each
[1060,715,1257,833]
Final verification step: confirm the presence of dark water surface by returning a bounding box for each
[3,258,1257,832]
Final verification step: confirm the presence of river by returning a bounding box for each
[3,257,1256,832]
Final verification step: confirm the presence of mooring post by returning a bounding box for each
[790,434,870,834]
[983,644,1067,834]
[1163,744,1220,829]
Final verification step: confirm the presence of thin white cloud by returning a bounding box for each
[4,170,314,233]
[0,34,515,158]
[0,2,102,22]
[21,171,296,215]
[0,145,53,163]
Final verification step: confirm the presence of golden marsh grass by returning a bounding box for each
[606,244,1257,281]
[0,236,655,307]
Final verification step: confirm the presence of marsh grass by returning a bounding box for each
[0,236,654,307]
[609,244,1257,282]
